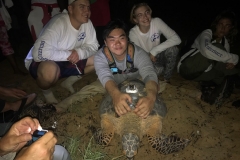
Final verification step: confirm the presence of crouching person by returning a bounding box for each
[24,0,99,105]
[94,19,167,118]
[177,10,240,106]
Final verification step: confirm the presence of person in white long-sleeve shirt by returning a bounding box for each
[178,10,239,105]
[24,0,99,107]
[129,3,181,83]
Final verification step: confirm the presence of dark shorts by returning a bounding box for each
[29,60,87,79]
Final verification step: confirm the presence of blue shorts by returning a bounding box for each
[29,60,87,79]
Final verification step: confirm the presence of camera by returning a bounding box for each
[32,130,48,142]
[27,130,48,145]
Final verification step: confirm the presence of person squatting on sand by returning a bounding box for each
[0,116,71,160]
[177,10,240,106]
[129,3,181,83]
[24,0,99,106]
[94,19,167,118]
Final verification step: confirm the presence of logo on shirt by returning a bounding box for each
[78,32,86,41]
[151,33,160,42]
[38,41,47,61]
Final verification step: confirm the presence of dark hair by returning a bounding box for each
[102,19,129,40]
[211,10,238,44]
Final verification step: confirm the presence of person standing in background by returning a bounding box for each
[28,0,61,42]
[0,0,27,75]
[90,0,110,47]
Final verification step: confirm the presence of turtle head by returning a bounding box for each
[122,133,140,159]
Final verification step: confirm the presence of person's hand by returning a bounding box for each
[149,53,156,62]
[67,49,80,64]
[0,87,27,99]
[0,117,40,156]
[14,131,57,160]
[226,63,235,69]
[113,92,132,116]
[134,96,155,119]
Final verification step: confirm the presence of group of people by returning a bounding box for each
[1,0,240,159]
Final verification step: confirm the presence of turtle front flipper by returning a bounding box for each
[147,132,191,155]
[122,133,140,159]
[94,115,115,146]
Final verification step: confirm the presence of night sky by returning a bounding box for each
[109,0,240,38]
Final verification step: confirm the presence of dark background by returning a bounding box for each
[2,0,240,60]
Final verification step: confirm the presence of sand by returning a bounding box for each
[1,57,240,160]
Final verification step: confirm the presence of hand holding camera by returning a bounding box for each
[0,117,57,160]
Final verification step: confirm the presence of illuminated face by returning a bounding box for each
[133,6,151,27]
[68,0,91,29]
[104,28,128,60]
[215,18,233,38]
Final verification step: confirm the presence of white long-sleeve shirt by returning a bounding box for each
[25,11,99,69]
[177,29,239,72]
[129,17,181,56]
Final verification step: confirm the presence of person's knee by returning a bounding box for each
[165,46,179,58]
[53,145,71,160]
[37,61,60,83]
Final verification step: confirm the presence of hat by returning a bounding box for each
[68,0,76,5]
[68,0,95,5]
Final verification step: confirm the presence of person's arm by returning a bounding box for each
[94,50,131,116]
[14,131,57,160]
[133,45,158,118]
[105,80,132,116]
[0,117,39,156]
[31,18,72,62]
[150,18,181,56]
[74,20,99,60]
[0,86,27,98]
[0,117,57,160]
[134,80,157,118]
[197,29,239,65]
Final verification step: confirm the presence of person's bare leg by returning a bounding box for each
[84,55,95,74]
[61,55,95,93]
[37,61,60,103]
[1,93,37,112]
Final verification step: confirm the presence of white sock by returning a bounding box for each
[61,75,82,94]
[42,89,58,104]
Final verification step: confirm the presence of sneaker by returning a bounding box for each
[201,77,231,107]
[200,81,216,103]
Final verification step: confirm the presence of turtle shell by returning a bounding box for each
[99,79,167,117]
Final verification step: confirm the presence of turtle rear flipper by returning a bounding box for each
[148,132,191,155]
[94,128,114,146]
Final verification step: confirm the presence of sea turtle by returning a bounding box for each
[93,79,191,159]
